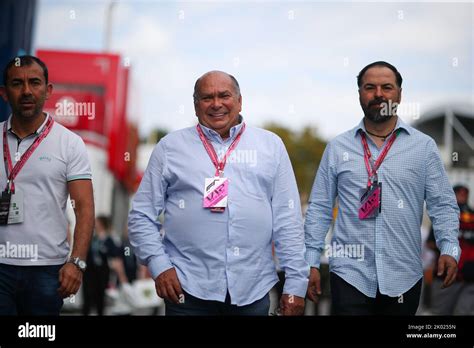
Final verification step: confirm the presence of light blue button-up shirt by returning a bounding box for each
[305,117,460,298]
[128,118,309,306]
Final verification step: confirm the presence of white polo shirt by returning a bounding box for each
[0,113,92,266]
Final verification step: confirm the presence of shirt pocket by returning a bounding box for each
[243,163,273,200]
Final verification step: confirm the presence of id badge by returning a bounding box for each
[8,189,24,224]
[0,190,11,225]
[359,183,382,220]
[203,177,229,213]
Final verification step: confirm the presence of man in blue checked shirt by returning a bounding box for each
[305,61,460,315]
[128,71,309,316]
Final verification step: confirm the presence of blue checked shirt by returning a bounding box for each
[128,118,309,306]
[305,117,460,297]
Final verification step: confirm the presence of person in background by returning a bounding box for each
[82,216,120,315]
[428,184,474,314]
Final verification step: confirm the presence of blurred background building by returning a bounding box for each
[413,103,474,203]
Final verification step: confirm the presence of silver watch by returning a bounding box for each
[68,256,87,272]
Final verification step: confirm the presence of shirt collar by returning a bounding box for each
[7,112,51,136]
[352,116,412,138]
[198,115,245,142]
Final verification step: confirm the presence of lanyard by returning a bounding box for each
[360,129,399,187]
[196,123,246,177]
[3,116,54,193]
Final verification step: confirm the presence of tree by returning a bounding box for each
[263,123,327,203]
[142,128,168,144]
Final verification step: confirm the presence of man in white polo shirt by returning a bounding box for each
[0,55,94,315]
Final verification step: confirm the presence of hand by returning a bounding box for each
[155,268,184,304]
[58,263,83,298]
[279,294,305,316]
[306,267,322,303]
[437,255,458,289]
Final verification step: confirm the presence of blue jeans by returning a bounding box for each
[165,290,270,316]
[0,263,63,315]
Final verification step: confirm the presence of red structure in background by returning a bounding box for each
[37,49,138,191]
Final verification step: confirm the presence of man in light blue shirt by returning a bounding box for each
[128,71,308,315]
[305,61,460,315]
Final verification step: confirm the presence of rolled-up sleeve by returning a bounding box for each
[271,139,309,298]
[304,143,338,268]
[424,138,461,262]
[128,140,173,279]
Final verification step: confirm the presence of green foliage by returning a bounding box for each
[143,128,168,144]
[263,123,327,201]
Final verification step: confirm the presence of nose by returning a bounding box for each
[375,86,383,97]
[22,82,33,96]
[374,86,383,97]
[211,96,222,109]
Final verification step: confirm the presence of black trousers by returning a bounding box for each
[82,266,109,316]
[330,272,422,315]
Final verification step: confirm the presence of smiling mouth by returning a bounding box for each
[208,113,227,117]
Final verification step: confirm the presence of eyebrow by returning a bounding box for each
[199,90,233,97]
[363,83,395,87]
[10,77,43,83]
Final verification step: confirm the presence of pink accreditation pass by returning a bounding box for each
[203,177,229,213]
[358,182,382,219]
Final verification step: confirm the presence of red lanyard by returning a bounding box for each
[3,116,54,193]
[360,129,399,187]
[196,123,246,177]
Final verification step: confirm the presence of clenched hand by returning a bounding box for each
[155,267,184,304]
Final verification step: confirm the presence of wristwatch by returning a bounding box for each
[68,256,87,272]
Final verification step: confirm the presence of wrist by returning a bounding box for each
[67,256,87,272]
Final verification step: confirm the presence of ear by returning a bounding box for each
[398,87,402,103]
[194,101,199,116]
[0,86,7,102]
[46,83,53,100]
[238,94,242,112]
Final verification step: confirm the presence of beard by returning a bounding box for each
[13,96,45,120]
[361,97,393,124]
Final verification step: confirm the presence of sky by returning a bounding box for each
[33,0,473,141]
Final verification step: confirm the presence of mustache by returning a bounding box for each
[20,97,35,103]
[368,97,387,107]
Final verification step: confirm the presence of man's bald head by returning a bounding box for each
[193,71,240,104]
[193,70,243,139]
